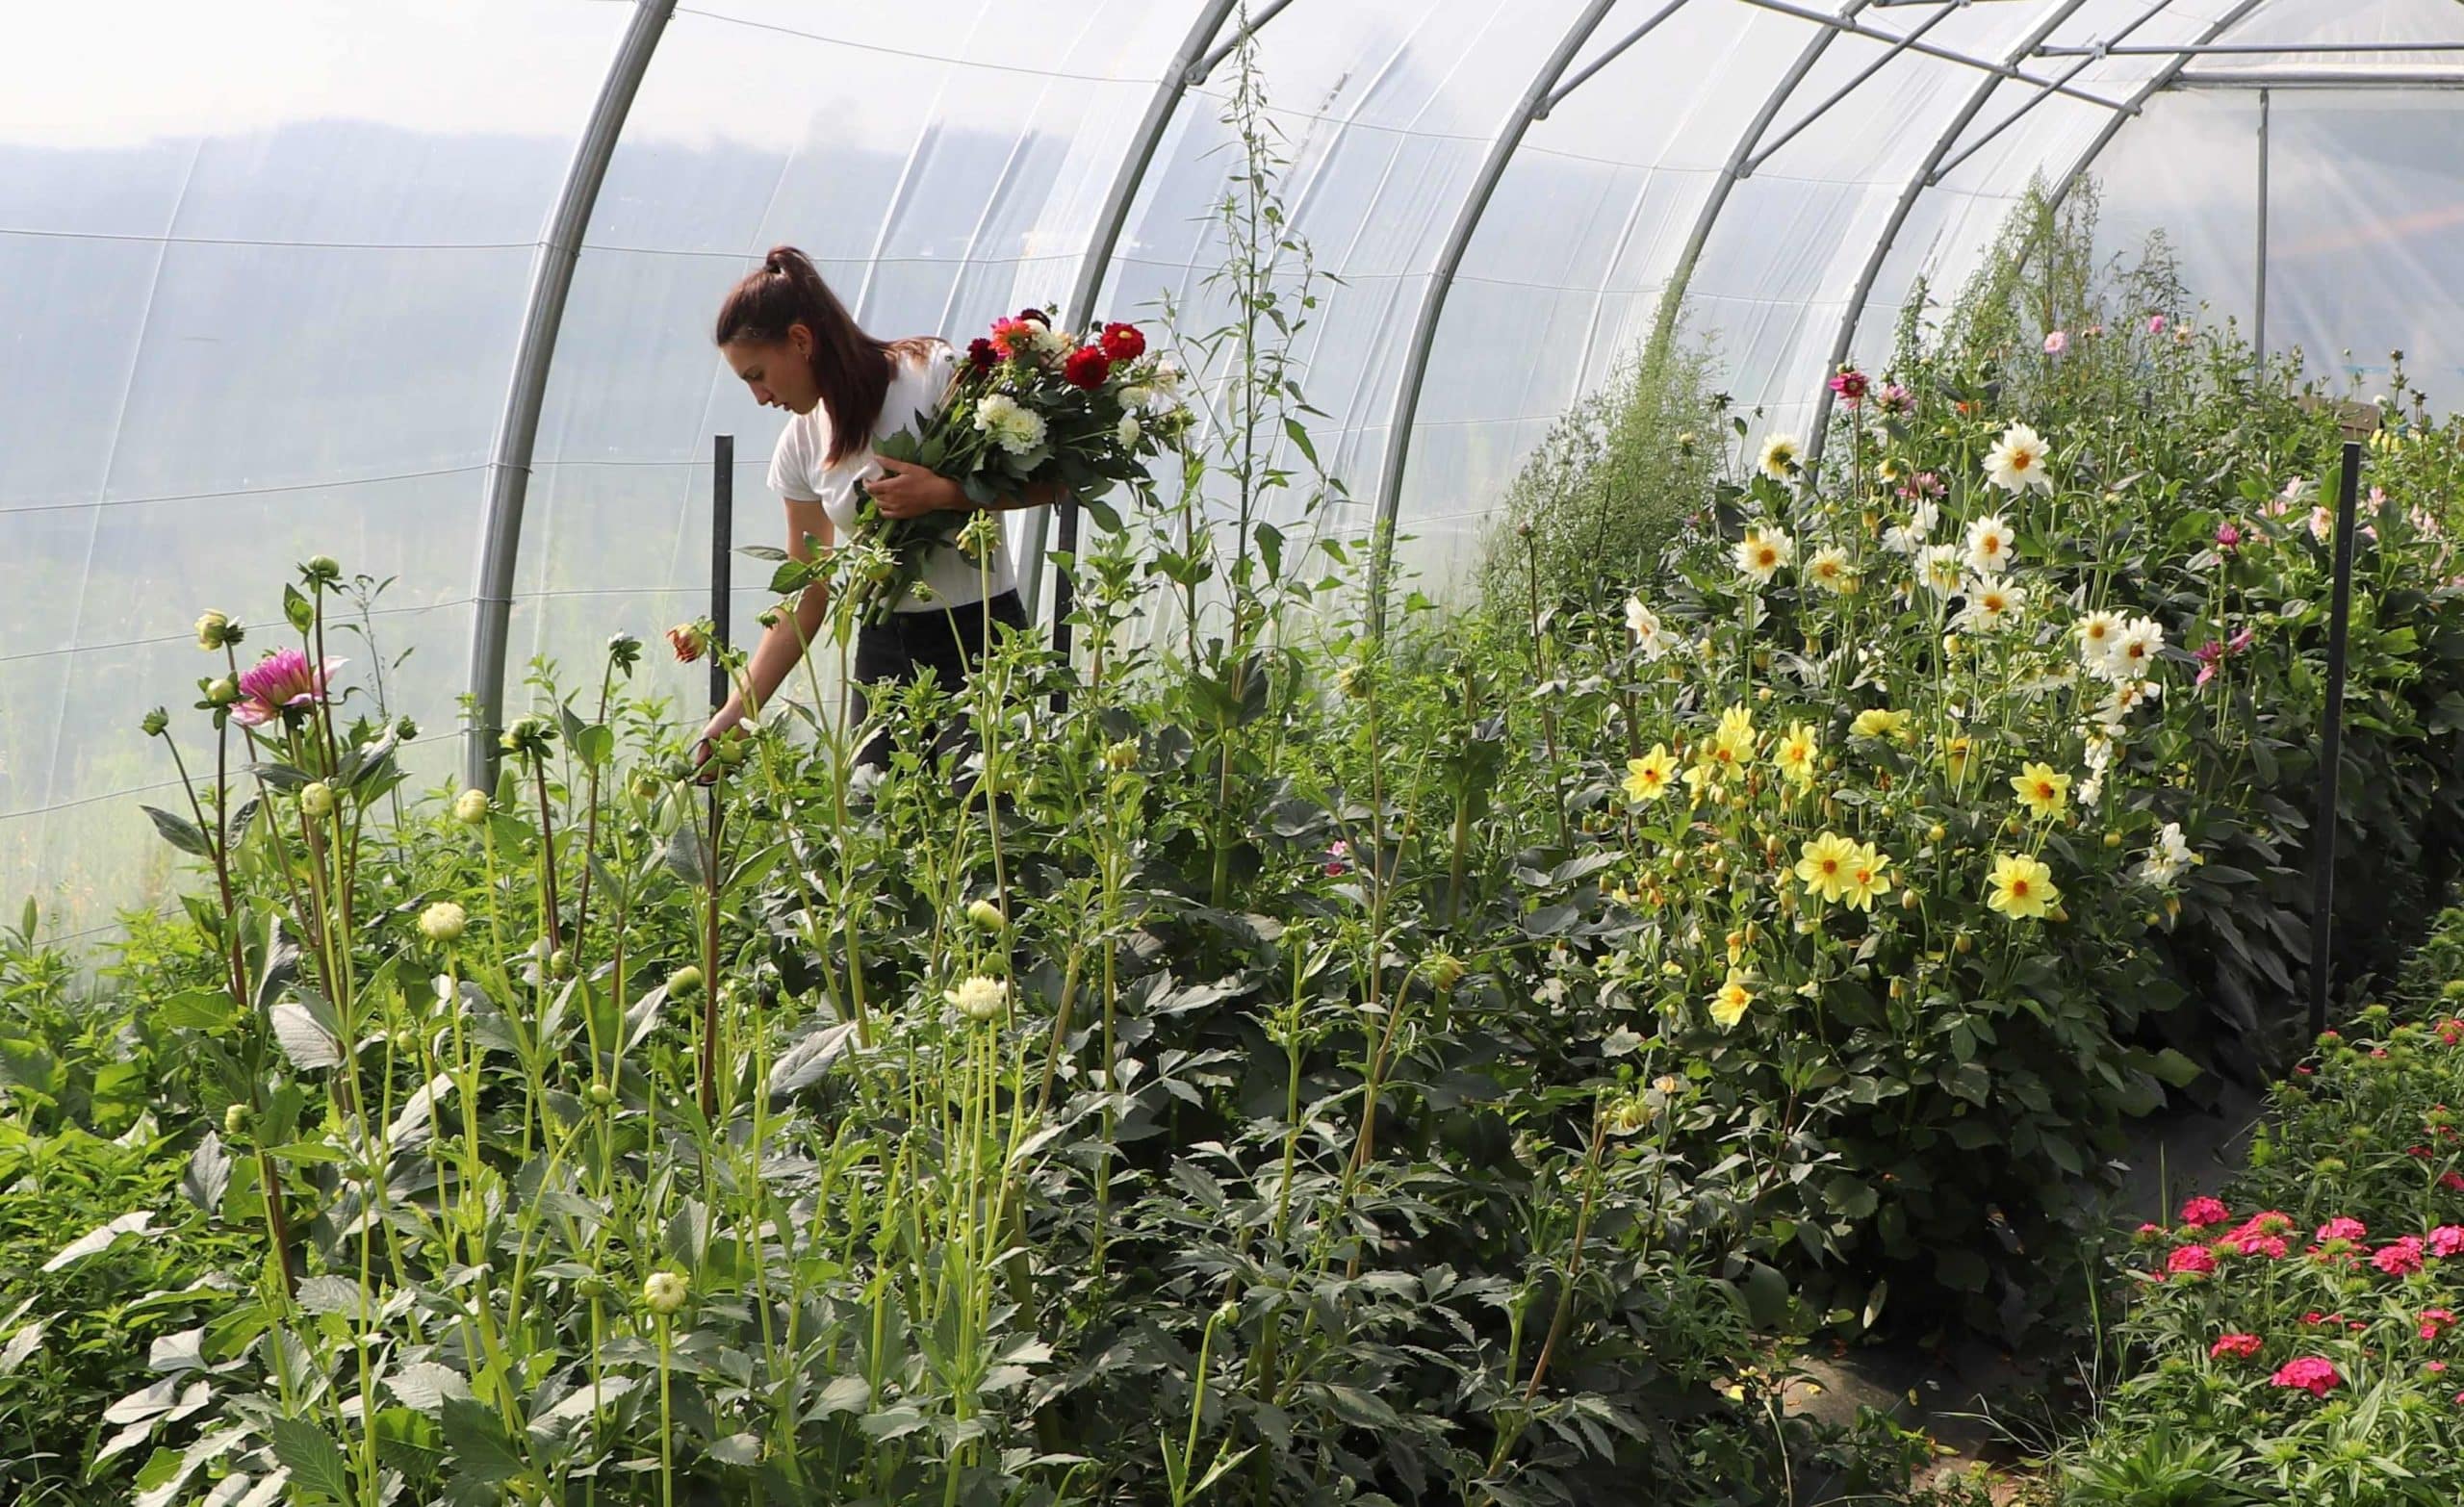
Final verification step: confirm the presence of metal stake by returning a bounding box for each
[2254,89,2270,369]
[2308,440,2364,1038]
[711,434,733,715]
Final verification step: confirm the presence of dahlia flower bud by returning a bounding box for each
[605,631,643,670]
[223,1103,248,1139]
[141,707,169,737]
[966,899,1006,933]
[453,788,490,825]
[196,611,238,651]
[302,555,342,585]
[1605,1095,1653,1136]
[1102,739,1138,773]
[666,623,707,663]
[642,1271,688,1316]
[586,1082,615,1109]
[395,715,420,741]
[549,947,575,979]
[205,677,241,706]
[1425,953,1467,992]
[666,965,703,997]
[298,781,335,819]
[419,902,468,943]
[500,715,555,757]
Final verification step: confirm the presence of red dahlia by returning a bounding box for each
[1099,320,1146,362]
[1064,345,1112,390]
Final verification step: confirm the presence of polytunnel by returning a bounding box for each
[7,0,2459,945]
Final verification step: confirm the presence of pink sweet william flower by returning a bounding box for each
[2180,1196,2232,1229]
[2134,1221,2165,1240]
[2209,1333,2263,1361]
[2231,1234,2288,1261]
[232,648,345,728]
[2272,1357,2341,1397]
[2430,1361,2450,1375]
[2431,1225,2464,1256]
[2423,1309,2456,1340]
[2167,1243,2219,1278]
[2374,1237,2426,1276]
[2319,1216,2369,1243]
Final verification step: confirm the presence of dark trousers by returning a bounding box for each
[850,589,1030,771]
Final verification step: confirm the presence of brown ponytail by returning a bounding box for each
[715,245,938,466]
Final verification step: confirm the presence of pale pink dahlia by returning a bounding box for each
[232,648,345,728]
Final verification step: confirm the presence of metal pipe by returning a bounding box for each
[1802,0,2096,478]
[1742,0,1947,177]
[2171,70,2464,89]
[1363,0,1628,638]
[1645,0,1874,361]
[1020,0,1242,630]
[2045,39,2464,57]
[2308,440,2365,1036]
[1926,0,2182,186]
[2254,87,2270,365]
[1546,0,1696,113]
[466,0,676,796]
[1729,0,2136,114]
[2044,0,2272,216]
[1194,0,1296,85]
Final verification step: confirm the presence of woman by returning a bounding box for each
[694,245,1061,779]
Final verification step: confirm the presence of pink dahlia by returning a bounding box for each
[2271,1356,2341,1397]
[2180,1195,2232,1229]
[2147,314,2168,335]
[2043,331,2068,356]
[2209,1333,2263,1362]
[232,648,344,728]
[2167,1243,2219,1278]
[2374,1237,2426,1276]
[1876,383,1914,415]
[1828,368,1870,405]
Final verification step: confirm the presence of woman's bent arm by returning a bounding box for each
[710,499,834,728]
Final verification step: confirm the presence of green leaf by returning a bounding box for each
[441,1395,527,1485]
[1935,1248,1989,1293]
[2149,1048,2203,1088]
[268,1417,353,1504]
[282,584,316,634]
[575,725,615,771]
[141,805,213,858]
[1283,416,1319,467]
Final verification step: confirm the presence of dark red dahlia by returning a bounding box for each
[1064,345,1112,390]
[1099,321,1145,362]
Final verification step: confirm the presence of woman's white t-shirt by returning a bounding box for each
[765,340,1018,614]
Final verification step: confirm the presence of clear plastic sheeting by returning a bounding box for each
[8,0,2464,943]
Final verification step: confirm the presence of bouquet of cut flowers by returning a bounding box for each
[851,305,1190,624]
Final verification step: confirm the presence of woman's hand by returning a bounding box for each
[689,702,745,785]
[865,457,967,520]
